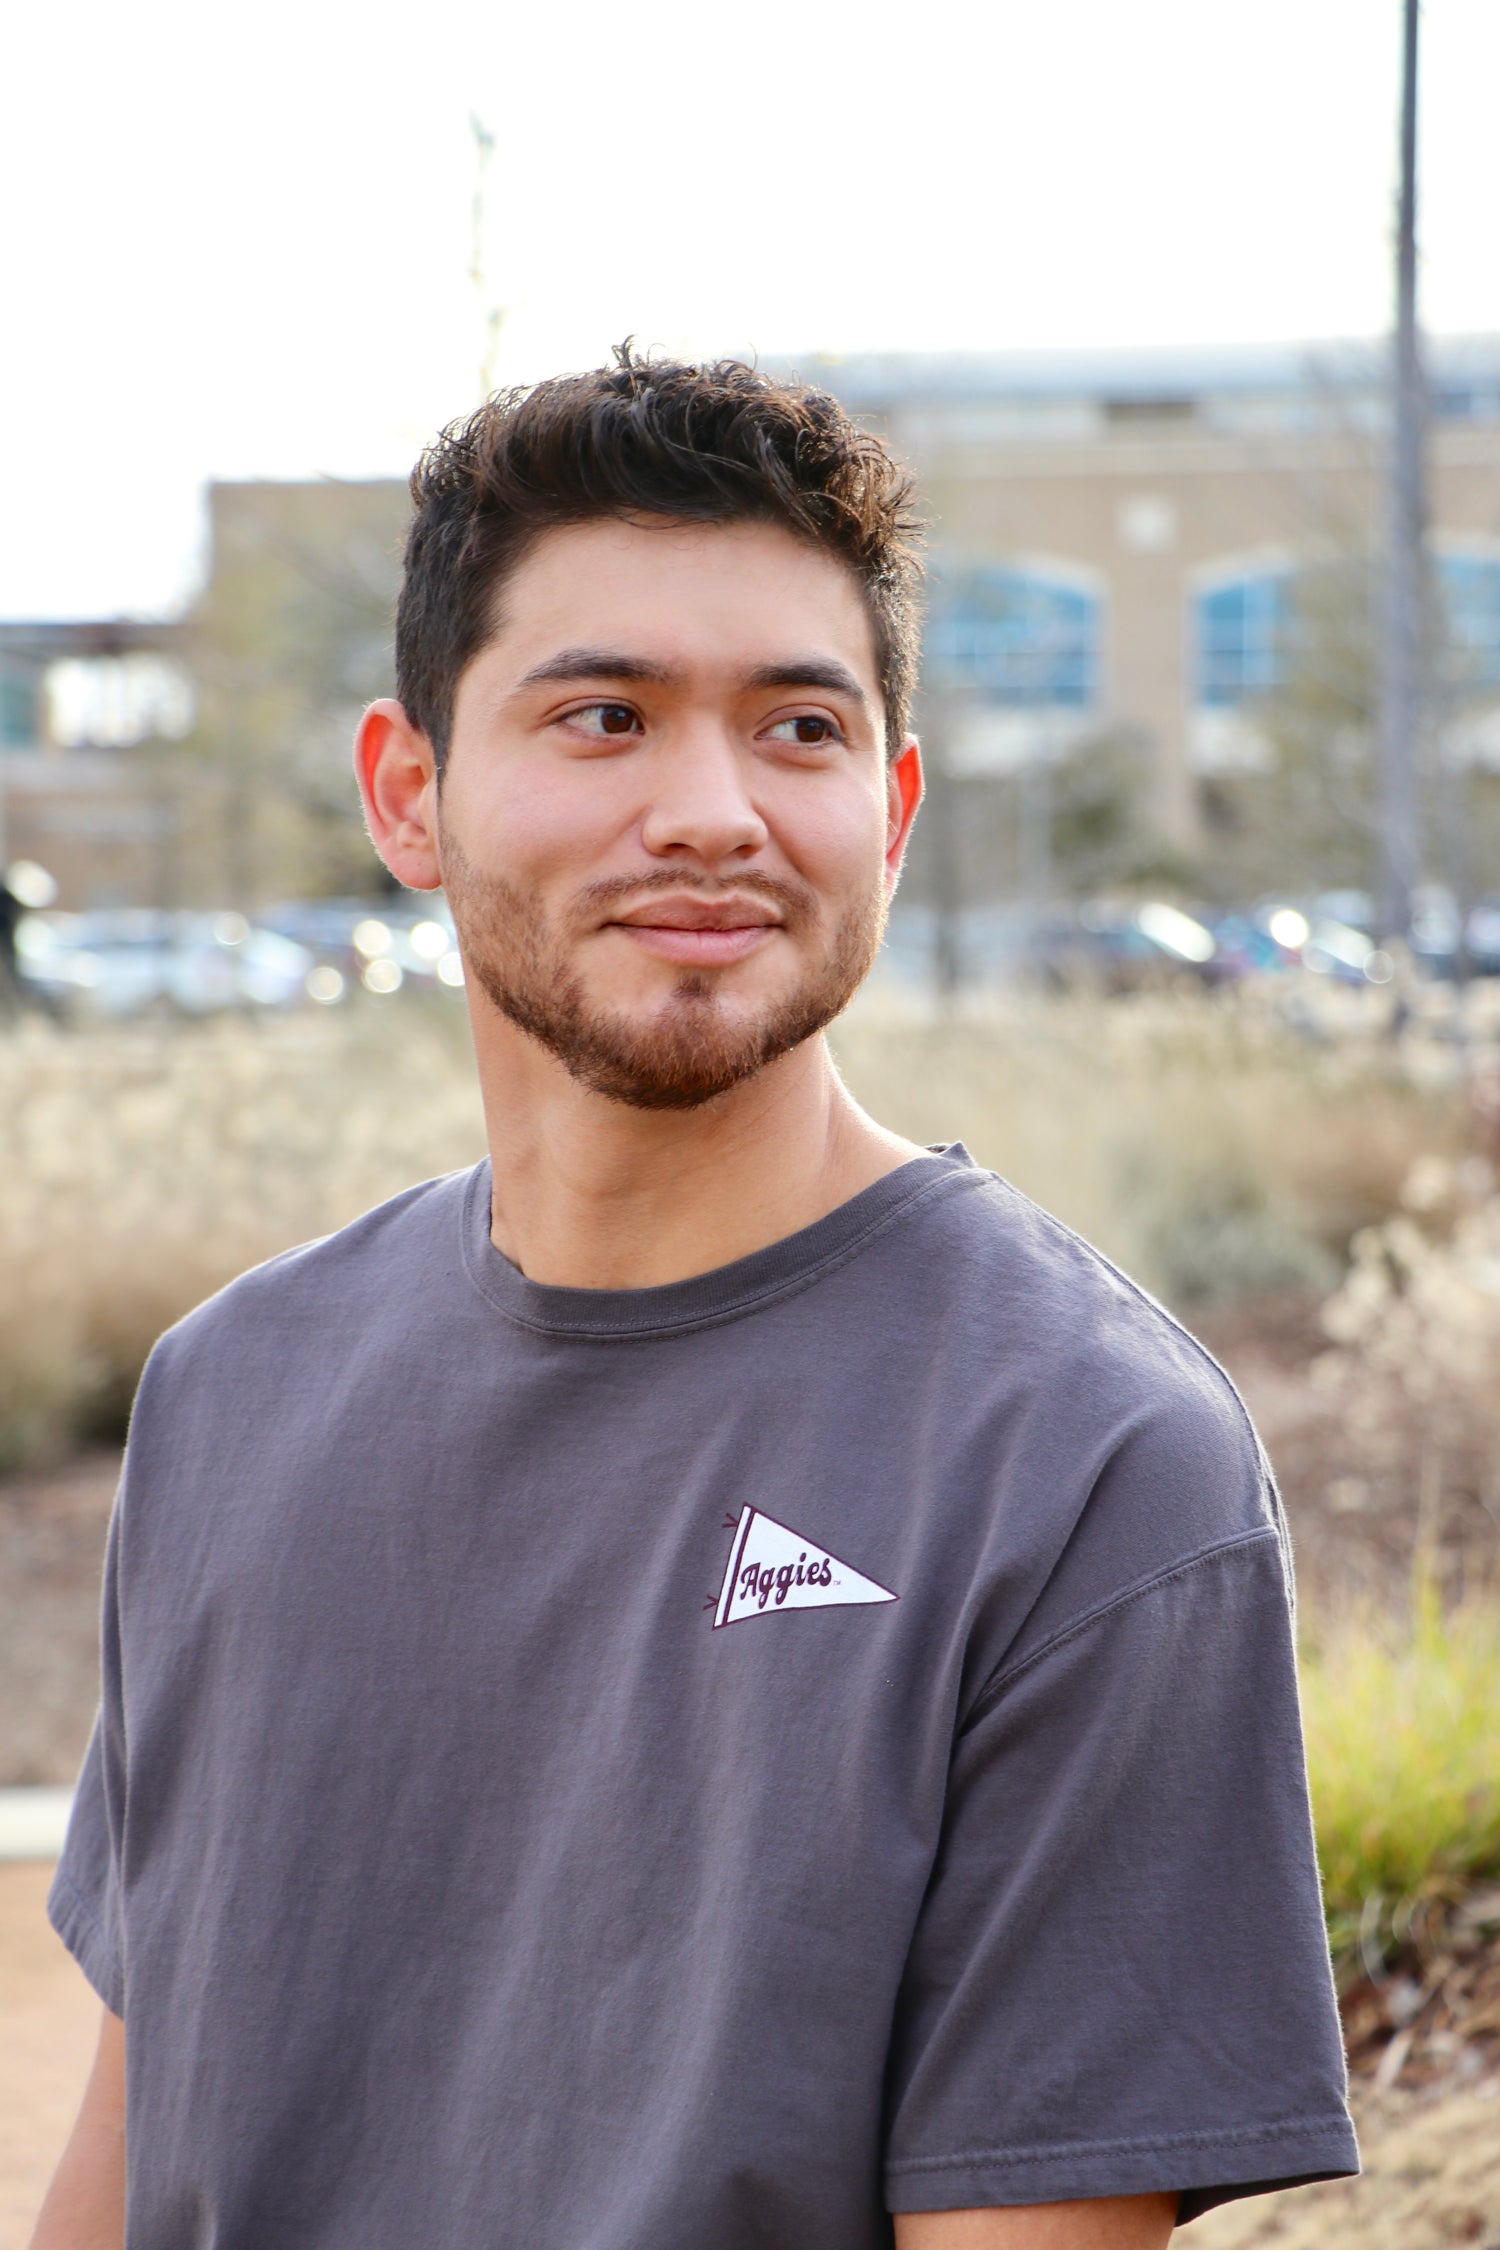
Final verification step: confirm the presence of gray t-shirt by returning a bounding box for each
[53,1145,1357,2245]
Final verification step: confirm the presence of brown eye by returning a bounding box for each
[571,702,640,737]
[767,714,839,746]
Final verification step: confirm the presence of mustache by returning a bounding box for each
[572,869,816,921]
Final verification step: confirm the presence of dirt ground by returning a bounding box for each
[0,1862,100,2250]
[0,1452,119,1789]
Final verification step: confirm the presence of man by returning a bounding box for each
[36,350,1357,2247]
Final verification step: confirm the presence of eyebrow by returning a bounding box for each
[743,659,870,710]
[513,647,872,709]
[514,647,677,689]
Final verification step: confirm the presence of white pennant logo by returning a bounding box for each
[711,1506,898,1629]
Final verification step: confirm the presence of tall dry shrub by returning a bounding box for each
[833,988,1458,1310]
[0,1012,485,1469]
[0,989,1473,1472]
[1311,1155,1500,1560]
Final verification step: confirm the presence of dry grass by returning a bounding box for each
[0,1007,485,1470]
[5,989,1500,1990]
[0,986,1472,1469]
[832,986,1466,1308]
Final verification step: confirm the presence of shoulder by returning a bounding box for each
[892,1165,1283,1628]
[906,1164,1261,1456]
[135,1163,478,1409]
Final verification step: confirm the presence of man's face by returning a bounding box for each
[434,517,920,1109]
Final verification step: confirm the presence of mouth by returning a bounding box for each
[606,895,782,968]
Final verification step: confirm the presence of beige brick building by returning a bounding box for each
[7,341,1500,905]
[800,341,1500,852]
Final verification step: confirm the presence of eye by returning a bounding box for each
[764,714,841,747]
[567,701,641,737]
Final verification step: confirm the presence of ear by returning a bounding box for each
[353,699,443,890]
[884,739,923,885]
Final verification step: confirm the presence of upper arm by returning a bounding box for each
[894,2193,1177,2248]
[28,2004,125,2250]
[882,1533,1356,2220]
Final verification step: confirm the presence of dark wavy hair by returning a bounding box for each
[396,344,925,769]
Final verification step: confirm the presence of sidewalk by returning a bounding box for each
[0,1860,98,2250]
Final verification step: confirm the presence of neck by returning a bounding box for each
[469,1009,923,1289]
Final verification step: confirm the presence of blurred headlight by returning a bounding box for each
[7,859,58,909]
[306,965,345,1005]
[362,958,403,994]
[15,918,55,961]
[410,919,450,960]
[353,918,391,958]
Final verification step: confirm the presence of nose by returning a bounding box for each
[638,725,770,868]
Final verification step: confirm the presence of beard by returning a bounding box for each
[440,837,886,1111]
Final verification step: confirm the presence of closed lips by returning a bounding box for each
[608,900,781,964]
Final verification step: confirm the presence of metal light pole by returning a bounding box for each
[1377,0,1425,944]
[470,115,504,404]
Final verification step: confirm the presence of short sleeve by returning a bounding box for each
[883,1531,1359,2223]
[49,1492,126,2017]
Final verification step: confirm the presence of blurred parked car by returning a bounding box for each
[260,898,463,1000]
[16,910,313,1016]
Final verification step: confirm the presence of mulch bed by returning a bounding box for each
[1341,1891,1500,2096]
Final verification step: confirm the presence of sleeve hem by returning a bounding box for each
[47,1864,125,2018]
[884,2115,1360,2219]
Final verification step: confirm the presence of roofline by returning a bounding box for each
[767,335,1500,406]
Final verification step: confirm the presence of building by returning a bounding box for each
[794,338,1500,853]
[0,477,402,909]
[0,618,193,905]
[7,339,1500,906]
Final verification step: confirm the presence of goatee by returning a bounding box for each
[440,841,885,1110]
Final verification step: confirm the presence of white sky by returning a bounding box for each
[4,0,1498,620]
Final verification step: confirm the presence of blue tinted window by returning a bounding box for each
[928,568,1098,708]
[1194,572,1295,707]
[1440,554,1500,694]
[0,661,41,748]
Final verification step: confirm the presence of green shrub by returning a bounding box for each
[1301,1581,1500,1970]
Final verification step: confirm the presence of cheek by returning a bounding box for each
[772,778,890,895]
[449,761,631,883]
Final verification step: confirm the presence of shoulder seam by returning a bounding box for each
[988,1178,1296,1576]
[965,1525,1283,1725]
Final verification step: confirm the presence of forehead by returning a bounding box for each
[481,517,881,691]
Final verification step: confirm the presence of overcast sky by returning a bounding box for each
[5,0,1498,619]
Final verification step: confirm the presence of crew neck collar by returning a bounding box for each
[459,1144,982,1341]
